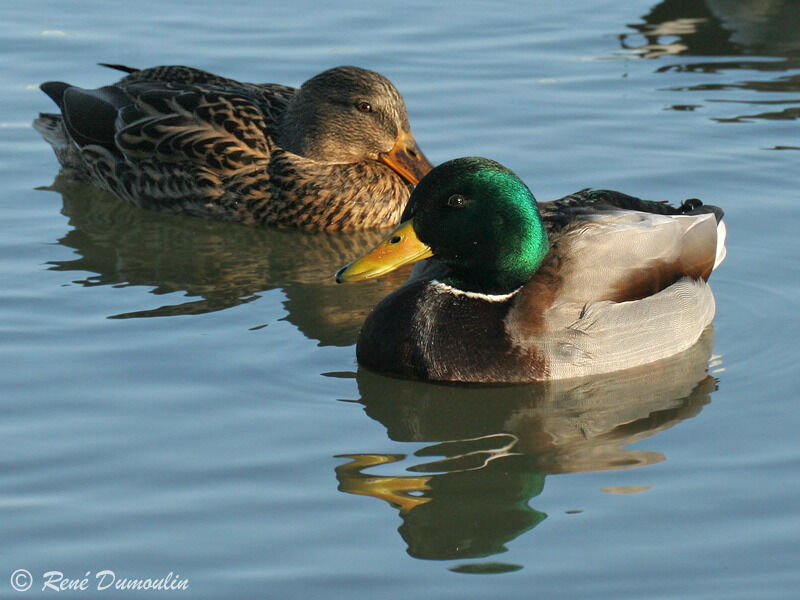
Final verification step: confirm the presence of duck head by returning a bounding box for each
[336,157,550,295]
[278,66,433,185]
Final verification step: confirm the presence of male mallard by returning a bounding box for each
[336,157,727,382]
[34,64,433,230]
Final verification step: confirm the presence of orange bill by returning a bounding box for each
[336,219,433,282]
[377,131,434,185]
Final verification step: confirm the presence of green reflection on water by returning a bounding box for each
[449,562,523,575]
[336,329,717,568]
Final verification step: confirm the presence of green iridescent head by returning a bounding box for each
[337,157,549,295]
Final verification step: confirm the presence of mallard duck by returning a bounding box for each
[34,64,433,230]
[336,157,727,382]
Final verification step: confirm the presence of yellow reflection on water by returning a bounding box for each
[336,329,718,563]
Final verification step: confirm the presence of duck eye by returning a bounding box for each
[447,194,466,208]
[355,101,373,113]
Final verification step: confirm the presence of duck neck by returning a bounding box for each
[442,271,525,297]
[444,215,549,296]
[277,101,312,158]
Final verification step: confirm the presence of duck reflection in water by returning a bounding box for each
[41,176,407,345]
[336,329,718,563]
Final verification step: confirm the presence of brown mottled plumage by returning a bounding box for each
[34,64,433,231]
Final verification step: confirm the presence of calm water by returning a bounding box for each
[2,1,799,598]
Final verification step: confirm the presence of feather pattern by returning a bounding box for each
[34,64,433,230]
[338,158,726,383]
[501,205,722,380]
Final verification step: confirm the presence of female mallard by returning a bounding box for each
[336,157,726,382]
[34,64,433,231]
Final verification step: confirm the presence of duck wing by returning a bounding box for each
[538,189,723,236]
[114,84,277,170]
[100,63,251,87]
[98,64,298,118]
[507,195,724,378]
[39,79,290,216]
[46,81,277,166]
[545,202,720,303]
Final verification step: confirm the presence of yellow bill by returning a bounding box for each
[336,219,433,282]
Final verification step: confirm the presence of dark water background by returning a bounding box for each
[1,1,798,598]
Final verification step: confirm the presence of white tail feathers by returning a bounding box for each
[713,220,727,271]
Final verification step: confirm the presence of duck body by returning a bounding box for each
[34,64,433,231]
[337,158,726,383]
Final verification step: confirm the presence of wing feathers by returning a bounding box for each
[550,210,719,303]
[110,89,271,172]
[505,204,723,378]
[548,277,716,378]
